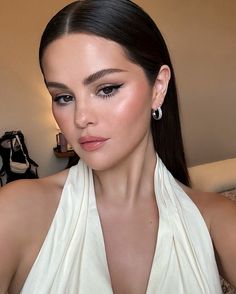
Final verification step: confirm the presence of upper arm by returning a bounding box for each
[0,175,64,292]
[0,185,25,292]
[182,186,236,287]
[209,195,236,287]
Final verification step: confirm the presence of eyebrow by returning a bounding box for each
[83,68,126,85]
[45,81,70,90]
[45,68,126,90]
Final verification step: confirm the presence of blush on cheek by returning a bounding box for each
[114,89,151,125]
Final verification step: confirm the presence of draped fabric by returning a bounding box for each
[21,156,222,293]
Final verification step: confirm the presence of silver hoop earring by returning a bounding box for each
[152,107,162,120]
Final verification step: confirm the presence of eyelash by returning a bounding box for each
[97,84,123,99]
[53,94,73,105]
[52,83,124,105]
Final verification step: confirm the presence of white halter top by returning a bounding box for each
[21,157,222,293]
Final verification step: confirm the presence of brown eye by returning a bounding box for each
[53,94,74,105]
[103,86,114,95]
[97,84,123,99]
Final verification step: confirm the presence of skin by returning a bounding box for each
[0,33,236,293]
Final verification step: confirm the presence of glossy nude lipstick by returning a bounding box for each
[79,136,109,152]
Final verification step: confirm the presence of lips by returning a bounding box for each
[79,136,109,152]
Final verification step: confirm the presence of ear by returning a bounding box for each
[151,65,171,110]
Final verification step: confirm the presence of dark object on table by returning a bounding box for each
[0,130,39,186]
[53,147,79,168]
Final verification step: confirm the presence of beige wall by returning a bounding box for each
[136,0,236,166]
[1,1,235,176]
[0,1,72,177]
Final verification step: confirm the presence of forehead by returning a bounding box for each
[42,33,130,74]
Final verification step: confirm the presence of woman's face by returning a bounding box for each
[42,33,159,170]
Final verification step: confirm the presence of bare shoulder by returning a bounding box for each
[0,168,69,223]
[180,183,236,229]
[180,183,236,286]
[0,168,69,293]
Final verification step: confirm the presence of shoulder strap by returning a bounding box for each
[17,132,39,167]
[15,135,29,164]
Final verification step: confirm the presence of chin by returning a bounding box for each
[76,143,139,172]
[77,152,114,171]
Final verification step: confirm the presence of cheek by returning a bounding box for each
[112,87,152,127]
[52,105,73,133]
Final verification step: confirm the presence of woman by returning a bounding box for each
[0,0,235,293]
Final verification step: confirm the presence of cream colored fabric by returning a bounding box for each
[21,157,222,293]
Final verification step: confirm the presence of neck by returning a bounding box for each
[93,133,157,206]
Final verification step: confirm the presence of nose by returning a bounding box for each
[74,101,95,129]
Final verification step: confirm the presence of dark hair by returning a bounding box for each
[39,0,190,186]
